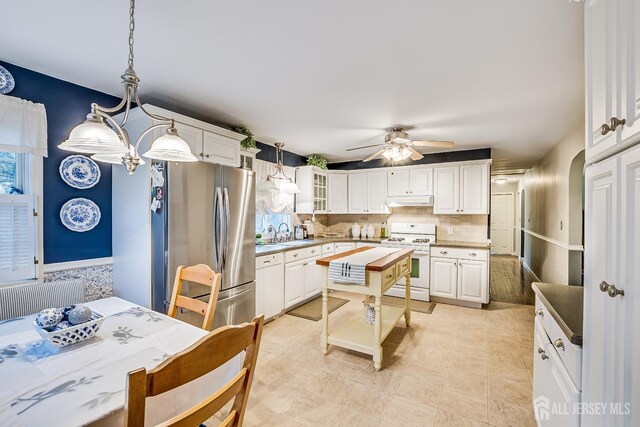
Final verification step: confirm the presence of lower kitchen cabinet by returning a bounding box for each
[284,249,323,309]
[334,242,357,254]
[284,259,306,308]
[430,257,457,299]
[256,253,285,321]
[429,246,490,305]
[457,259,488,303]
[304,256,322,298]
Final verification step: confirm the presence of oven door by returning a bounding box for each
[384,250,430,301]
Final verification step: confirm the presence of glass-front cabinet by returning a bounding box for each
[295,166,327,214]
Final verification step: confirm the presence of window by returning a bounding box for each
[0,151,39,283]
[256,213,292,237]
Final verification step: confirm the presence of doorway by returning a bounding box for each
[491,193,515,255]
[520,189,526,258]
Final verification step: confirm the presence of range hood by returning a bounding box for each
[386,195,434,207]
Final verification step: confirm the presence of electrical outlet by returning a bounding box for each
[560,221,563,230]
[447,227,454,235]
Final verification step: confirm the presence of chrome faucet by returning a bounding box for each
[277,223,291,242]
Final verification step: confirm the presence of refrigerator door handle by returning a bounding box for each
[223,187,230,269]
[214,187,224,271]
[217,286,253,303]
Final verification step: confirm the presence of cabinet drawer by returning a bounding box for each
[321,243,335,255]
[382,266,396,289]
[396,257,410,278]
[256,253,284,269]
[548,314,582,390]
[431,247,488,261]
[534,296,552,335]
[285,246,321,263]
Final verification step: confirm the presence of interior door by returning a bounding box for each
[457,259,487,303]
[460,163,488,214]
[387,169,410,196]
[410,168,433,196]
[429,257,457,299]
[367,171,388,213]
[490,193,515,255]
[434,167,459,214]
[348,173,367,213]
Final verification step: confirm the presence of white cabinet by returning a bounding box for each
[457,259,488,303]
[304,255,322,298]
[586,0,640,164]
[202,131,241,167]
[284,259,306,308]
[348,172,389,213]
[429,257,457,299]
[434,163,489,215]
[334,242,357,254]
[429,247,490,304]
[296,166,328,214]
[327,171,349,214]
[256,253,284,321]
[387,168,433,197]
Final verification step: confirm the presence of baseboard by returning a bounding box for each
[522,261,542,283]
[43,257,113,273]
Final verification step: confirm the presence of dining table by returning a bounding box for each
[0,297,242,427]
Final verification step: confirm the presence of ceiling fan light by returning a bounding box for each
[59,113,128,154]
[142,128,198,162]
[382,146,412,161]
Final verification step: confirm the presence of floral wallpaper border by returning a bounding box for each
[43,263,113,302]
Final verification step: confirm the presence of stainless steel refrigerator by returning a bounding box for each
[150,161,256,330]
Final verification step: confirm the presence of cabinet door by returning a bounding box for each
[586,0,620,163]
[313,172,328,213]
[173,122,204,160]
[433,167,459,214]
[583,157,622,426]
[387,169,410,196]
[335,242,357,254]
[256,264,284,320]
[348,173,367,213]
[284,260,306,308]
[459,163,489,214]
[621,0,640,147]
[621,145,640,426]
[328,172,348,214]
[367,171,389,213]
[203,131,240,167]
[410,168,433,196]
[429,257,457,299]
[303,256,322,298]
[457,259,488,303]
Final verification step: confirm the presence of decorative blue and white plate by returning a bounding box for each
[60,198,101,232]
[59,155,101,189]
[0,66,15,95]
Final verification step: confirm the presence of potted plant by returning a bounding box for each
[307,154,328,170]
[231,125,256,150]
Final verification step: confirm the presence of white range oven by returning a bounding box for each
[381,223,435,302]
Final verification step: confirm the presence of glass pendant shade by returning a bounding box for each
[280,180,301,194]
[142,128,198,162]
[59,114,128,154]
[382,146,412,162]
[258,179,278,193]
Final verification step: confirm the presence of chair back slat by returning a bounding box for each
[167,264,221,330]
[125,315,264,427]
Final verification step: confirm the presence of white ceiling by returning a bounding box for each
[1,0,584,171]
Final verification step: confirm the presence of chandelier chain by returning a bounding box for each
[128,0,135,69]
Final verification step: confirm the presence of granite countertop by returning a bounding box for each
[431,240,491,250]
[532,282,583,346]
[255,237,384,256]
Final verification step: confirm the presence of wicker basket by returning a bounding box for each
[34,312,104,348]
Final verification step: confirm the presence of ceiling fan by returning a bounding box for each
[347,127,455,162]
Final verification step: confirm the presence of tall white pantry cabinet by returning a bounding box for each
[583,0,640,425]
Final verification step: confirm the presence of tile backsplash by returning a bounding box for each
[295,206,489,243]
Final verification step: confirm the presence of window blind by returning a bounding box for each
[0,194,35,282]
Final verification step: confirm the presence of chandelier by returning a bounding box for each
[258,143,300,194]
[58,0,197,175]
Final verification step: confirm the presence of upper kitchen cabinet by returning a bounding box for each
[327,171,349,214]
[296,166,328,214]
[348,171,389,214]
[586,0,640,164]
[387,167,433,197]
[202,131,241,167]
[433,162,489,215]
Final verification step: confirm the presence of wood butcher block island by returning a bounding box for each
[316,246,414,370]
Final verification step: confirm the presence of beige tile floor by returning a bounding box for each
[208,292,536,427]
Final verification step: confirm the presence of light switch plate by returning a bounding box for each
[447,227,454,235]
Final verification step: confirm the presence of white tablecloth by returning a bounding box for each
[0,297,242,427]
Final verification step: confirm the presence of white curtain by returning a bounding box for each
[0,95,48,157]
[254,159,296,214]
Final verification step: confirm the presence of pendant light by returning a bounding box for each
[258,143,300,194]
[58,0,197,175]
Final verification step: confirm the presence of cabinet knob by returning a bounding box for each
[311,250,316,253]
[599,281,610,293]
[536,309,544,317]
[607,284,625,298]
[554,338,565,351]
[293,254,298,258]
[609,117,626,131]
[600,123,612,135]
[386,274,393,279]
[538,347,549,360]
[199,152,204,157]
[440,251,448,255]
[469,252,477,257]
[205,154,210,158]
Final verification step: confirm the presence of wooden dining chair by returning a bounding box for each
[125,315,265,427]
[167,264,221,331]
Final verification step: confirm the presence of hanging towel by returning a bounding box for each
[328,247,402,285]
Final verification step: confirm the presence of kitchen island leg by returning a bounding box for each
[405,271,411,327]
[321,288,329,355]
[374,296,382,371]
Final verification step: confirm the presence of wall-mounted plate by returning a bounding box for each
[0,66,15,94]
[59,155,101,189]
[60,198,101,232]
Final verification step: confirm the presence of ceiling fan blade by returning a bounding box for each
[412,140,455,148]
[346,143,385,152]
[363,148,387,162]
[407,146,424,161]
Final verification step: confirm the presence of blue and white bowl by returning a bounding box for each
[60,198,101,232]
[59,155,101,189]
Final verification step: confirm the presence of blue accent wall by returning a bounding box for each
[1,62,120,264]
[255,141,307,167]
[329,148,492,170]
